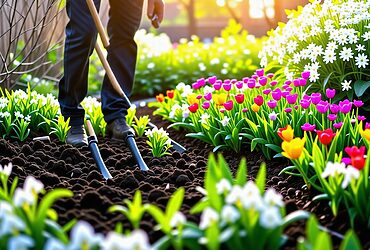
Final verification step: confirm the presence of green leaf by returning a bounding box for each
[339,230,362,250]
[255,162,266,194]
[165,187,184,220]
[265,143,282,153]
[235,158,247,186]
[323,72,334,90]
[354,80,370,97]
[251,138,267,151]
[314,232,333,250]
[282,210,310,228]
[306,216,320,246]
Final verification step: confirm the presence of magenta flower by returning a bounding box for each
[353,100,364,108]
[302,94,311,101]
[242,108,248,113]
[192,82,201,90]
[267,73,274,78]
[327,114,337,121]
[293,79,300,87]
[197,78,206,87]
[247,79,256,88]
[286,93,298,104]
[231,79,237,84]
[223,83,232,91]
[272,88,282,101]
[220,108,226,113]
[254,95,264,106]
[213,81,222,90]
[284,107,292,113]
[333,122,343,129]
[316,101,330,113]
[311,93,322,105]
[301,71,310,79]
[270,80,278,86]
[281,91,290,98]
[204,92,212,101]
[299,78,307,86]
[235,81,243,89]
[202,102,210,109]
[284,80,292,85]
[267,100,277,109]
[223,100,234,111]
[243,77,249,83]
[326,88,336,99]
[358,115,366,121]
[235,93,245,104]
[286,87,293,92]
[259,77,268,86]
[342,157,351,165]
[196,94,203,99]
[252,74,258,79]
[224,79,231,84]
[301,123,316,131]
[294,105,299,110]
[208,76,217,85]
[339,100,352,114]
[263,88,272,95]
[366,122,370,129]
[330,104,340,114]
[256,69,265,77]
[300,99,310,109]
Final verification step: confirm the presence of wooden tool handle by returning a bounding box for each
[86,0,110,48]
[86,120,96,137]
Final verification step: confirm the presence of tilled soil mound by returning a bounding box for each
[1,106,369,249]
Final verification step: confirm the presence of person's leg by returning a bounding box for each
[102,0,144,124]
[59,0,101,126]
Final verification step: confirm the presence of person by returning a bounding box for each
[59,0,164,146]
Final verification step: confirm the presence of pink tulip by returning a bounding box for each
[286,93,298,104]
[327,114,337,121]
[301,123,316,131]
[247,79,256,89]
[213,81,222,90]
[353,100,364,108]
[330,104,340,114]
[311,93,322,105]
[333,122,343,129]
[263,88,272,95]
[196,94,203,99]
[299,78,307,86]
[267,73,274,78]
[272,88,282,101]
[242,108,248,112]
[223,100,234,111]
[284,107,292,113]
[235,81,244,89]
[204,92,212,101]
[243,77,249,83]
[223,83,232,91]
[300,99,310,109]
[208,76,217,85]
[293,79,300,87]
[326,88,336,99]
[316,101,330,113]
[301,71,310,79]
[267,100,277,109]
[259,77,268,86]
[284,80,292,85]
[256,69,265,77]
[270,80,278,86]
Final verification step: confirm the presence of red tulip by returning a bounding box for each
[316,128,336,145]
[188,103,199,113]
[254,95,264,106]
[235,93,245,104]
[345,146,366,170]
[166,90,175,99]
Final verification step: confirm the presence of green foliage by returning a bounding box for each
[145,127,173,157]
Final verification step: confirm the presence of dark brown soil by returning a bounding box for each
[1,106,369,249]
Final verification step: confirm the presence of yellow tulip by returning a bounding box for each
[277,125,294,142]
[360,128,370,142]
[187,93,198,104]
[282,137,306,160]
[251,103,260,112]
[213,93,228,106]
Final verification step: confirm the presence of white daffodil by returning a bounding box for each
[221,116,230,127]
[341,79,352,91]
[321,161,346,179]
[199,113,211,124]
[69,221,103,250]
[216,178,232,194]
[23,176,44,196]
[259,206,282,229]
[8,235,34,250]
[0,162,12,176]
[101,232,127,250]
[123,230,151,250]
[241,181,263,210]
[14,111,24,119]
[221,205,240,223]
[225,185,244,205]
[44,238,66,250]
[0,214,26,236]
[341,166,360,189]
[199,208,219,230]
[0,201,13,219]
[13,188,35,207]
[264,188,284,207]
[170,212,187,228]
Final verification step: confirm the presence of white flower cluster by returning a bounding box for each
[82,96,102,114]
[135,29,173,58]
[176,82,194,97]
[144,127,171,145]
[200,179,284,232]
[259,0,370,85]
[321,161,360,188]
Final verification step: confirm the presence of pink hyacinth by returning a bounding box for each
[301,71,310,79]
[263,88,272,95]
[327,114,337,121]
[267,100,277,109]
[353,100,364,108]
[202,102,210,109]
[326,88,336,99]
[223,100,234,111]
[286,93,298,104]
[310,93,322,105]
[300,99,310,109]
[270,80,278,87]
[301,123,316,131]
[208,76,217,85]
[256,69,265,77]
[333,122,343,129]
[204,92,212,101]
[254,95,264,106]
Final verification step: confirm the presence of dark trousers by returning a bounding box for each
[59,0,143,126]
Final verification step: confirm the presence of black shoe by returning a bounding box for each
[66,125,88,147]
[106,118,135,141]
